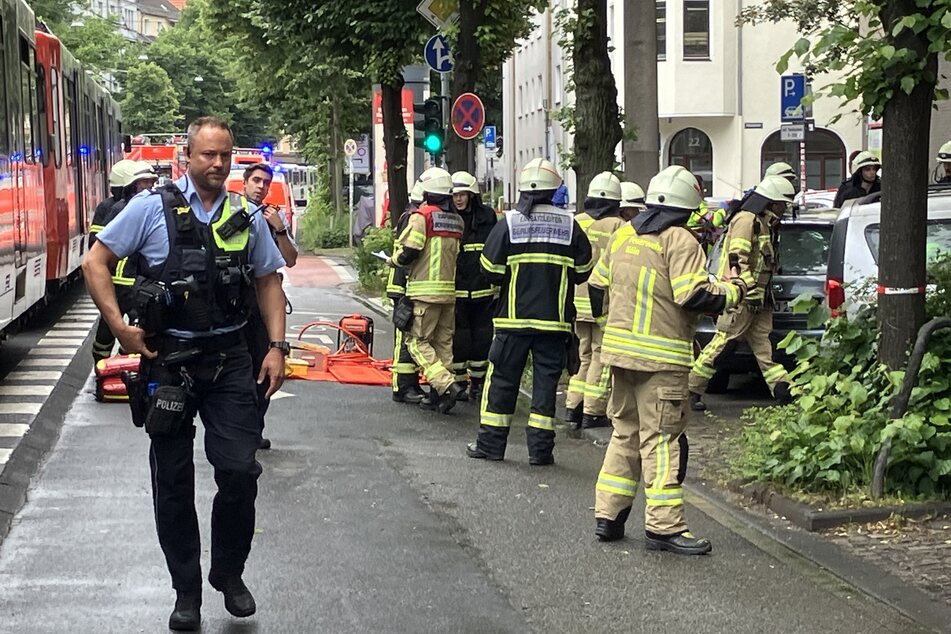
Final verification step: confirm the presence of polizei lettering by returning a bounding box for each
[156,398,185,413]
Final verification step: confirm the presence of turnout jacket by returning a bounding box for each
[480,204,593,334]
[455,200,498,301]
[589,222,744,373]
[716,210,775,304]
[391,204,463,304]
[386,207,415,300]
[574,209,625,322]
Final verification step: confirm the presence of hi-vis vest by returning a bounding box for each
[589,223,740,372]
[574,212,625,322]
[396,204,463,303]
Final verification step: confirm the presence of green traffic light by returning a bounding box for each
[424,133,443,153]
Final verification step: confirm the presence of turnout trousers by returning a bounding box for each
[143,341,262,593]
[595,367,690,535]
[406,300,456,395]
[689,305,788,395]
[92,288,134,362]
[451,298,494,385]
[564,320,610,416]
[391,327,421,394]
[474,331,567,461]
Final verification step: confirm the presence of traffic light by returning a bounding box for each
[414,97,444,156]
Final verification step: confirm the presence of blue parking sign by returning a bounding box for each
[781,75,806,122]
[484,125,496,149]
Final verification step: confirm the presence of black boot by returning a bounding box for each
[595,507,631,542]
[168,591,201,631]
[393,384,425,404]
[208,572,256,618]
[774,381,793,405]
[452,381,470,402]
[581,414,611,429]
[466,442,504,461]
[689,392,706,412]
[645,530,712,555]
[565,404,583,428]
[438,382,467,414]
[258,436,271,450]
[469,379,484,403]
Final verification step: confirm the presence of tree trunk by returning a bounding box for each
[447,0,486,173]
[877,0,936,369]
[381,74,409,227]
[622,0,659,187]
[330,97,344,215]
[572,0,622,204]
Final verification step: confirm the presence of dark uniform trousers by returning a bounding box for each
[451,298,494,384]
[144,339,262,593]
[244,311,271,436]
[476,331,567,461]
[392,328,420,393]
[92,288,134,362]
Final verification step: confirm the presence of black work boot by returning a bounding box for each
[595,506,632,542]
[419,389,439,411]
[168,591,201,631]
[466,442,504,461]
[208,573,256,618]
[581,414,611,429]
[529,454,554,466]
[258,436,272,450]
[393,384,425,404]
[774,381,793,406]
[469,379,484,403]
[438,382,467,414]
[689,392,706,412]
[645,530,712,555]
[452,381,470,402]
[564,404,583,429]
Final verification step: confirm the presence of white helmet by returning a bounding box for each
[586,171,622,201]
[646,165,703,211]
[620,181,646,208]
[129,161,157,186]
[108,159,136,188]
[754,175,796,203]
[518,158,561,192]
[851,151,881,175]
[937,141,951,163]
[451,171,479,195]
[418,167,453,197]
[409,180,425,204]
[765,162,796,180]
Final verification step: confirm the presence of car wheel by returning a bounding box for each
[706,371,731,394]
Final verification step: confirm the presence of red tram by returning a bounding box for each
[0,0,123,336]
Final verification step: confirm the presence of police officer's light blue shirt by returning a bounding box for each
[97,175,286,338]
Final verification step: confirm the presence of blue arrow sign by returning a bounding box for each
[780,74,806,122]
[424,35,453,73]
[484,125,496,149]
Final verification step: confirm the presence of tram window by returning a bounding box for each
[63,76,74,167]
[35,63,49,167]
[50,67,61,167]
[0,18,7,154]
[20,37,35,163]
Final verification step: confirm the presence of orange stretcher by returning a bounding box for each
[288,314,392,387]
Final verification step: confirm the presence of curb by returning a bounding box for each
[0,333,94,543]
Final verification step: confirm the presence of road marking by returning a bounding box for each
[19,358,72,367]
[52,321,92,329]
[318,334,334,345]
[323,259,356,283]
[7,371,62,381]
[0,423,29,437]
[0,403,42,415]
[37,338,85,346]
[44,330,91,337]
[58,316,97,323]
[0,448,10,465]
[0,385,54,397]
[27,348,79,356]
[270,390,295,401]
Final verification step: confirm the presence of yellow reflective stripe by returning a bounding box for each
[591,260,610,286]
[468,360,489,369]
[508,263,519,319]
[597,471,637,497]
[575,295,592,312]
[469,288,498,299]
[602,333,694,366]
[507,253,574,267]
[568,377,587,394]
[721,282,739,309]
[578,216,595,232]
[633,267,656,334]
[493,318,571,333]
[692,363,716,379]
[481,362,495,411]
[730,237,752,252]
[646,487,684,506]
[671,271,708,299]
[405,230,426,249]
[89,224,104,233]
[480,411,512,428]
[463,243,485,251]
[406,281,456,292]
[430,236,442,281]
[576,256,595,273]
[558,266,567,323]
[112,276,135,286]
[481,253,506,274]
[528,412,555,430]
[763,365,787,381]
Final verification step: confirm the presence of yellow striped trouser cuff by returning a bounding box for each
[567,377,586,394]
[645,487,684,507]
[480,411,512,428]
[527,413,555,431]
[596,471,637,497]
[763,365,786,380]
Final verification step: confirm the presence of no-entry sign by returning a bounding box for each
[451,93,485,141]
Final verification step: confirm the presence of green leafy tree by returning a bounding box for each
[739,0,951,369]
[58,15,128,74]
[31,0,74,29]
[120,62,182,133]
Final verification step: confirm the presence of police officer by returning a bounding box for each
[83,116,287,631]
[589,165,747,554]
[565,171,625,430]
[689,175,797,411]
[450,170,498,402]
[833,151,881,207]
[936,142,951,183]
[390,167,467,413]
[388,180,426,404]
[466,158,592,465]
[242,162,297,450]
[91,161,158,363]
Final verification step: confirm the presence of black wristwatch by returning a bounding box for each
[268,341,291,356]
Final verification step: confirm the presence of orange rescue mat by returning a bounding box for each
[287,314,392,386]
[94,354,141,402]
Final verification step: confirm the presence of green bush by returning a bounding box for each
[296,184,349,251]
[734,255,951,498]
[352,226,394,295]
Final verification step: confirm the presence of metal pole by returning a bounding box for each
[348,157,355,248]
[489,155,494,203]
[441,73,450,169]
[799,137,807,207]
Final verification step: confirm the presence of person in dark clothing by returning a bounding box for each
[833,151,881,208]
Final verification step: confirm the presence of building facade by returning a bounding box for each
[500,0,866,203]
[80,0,180,42]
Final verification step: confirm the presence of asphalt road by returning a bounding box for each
[0,266,928,633]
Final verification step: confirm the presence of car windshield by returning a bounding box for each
[865,220,951,264]
[706,223,832,276]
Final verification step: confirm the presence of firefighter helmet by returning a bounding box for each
[108,159,136,189]
[409,180,425,204]
[646,166,703,210]
[129,161,158,186]
[587,171,622,200]
[938,141,951,163]
[620,181,646,208]
[765,162,796,180]
[851,151,881,175]
[518,158,561,192]
[451,171,479,195]
[754,175,796,203]
[419,167,453,197]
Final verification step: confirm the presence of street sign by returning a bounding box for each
[424,35,453,73]
[781,74,806,122]
[417,0,459,29]
[343,138,358,157]
[484,125,497,149]
[451,93,485,141]
[780,123,805,142]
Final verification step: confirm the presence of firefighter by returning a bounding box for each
[466,158,593,465]
[833,151,881,207]
[765,161,796,182]
[590,165,748,554]
[89,159,135,248]
[389,180,426,404]
[936,142,951,184]
[689,175,797,411]
[565,172,626,430]
[390,168,467,414]
[450,170,498,402]
[619,181,646,220]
